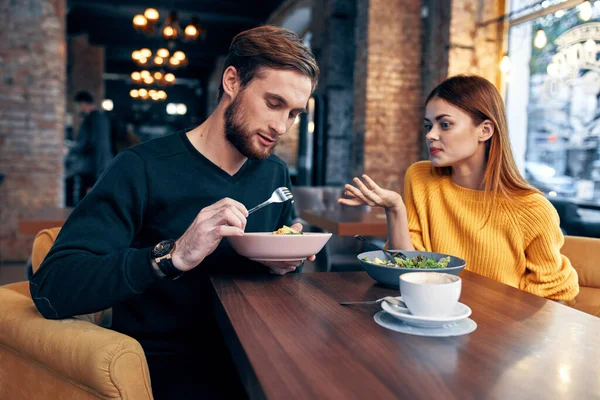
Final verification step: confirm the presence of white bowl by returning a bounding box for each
[228,232,332,262]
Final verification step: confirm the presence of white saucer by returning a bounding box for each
[381,298,472,328]
[374,311,477,337]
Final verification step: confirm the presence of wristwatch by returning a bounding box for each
[151,239,184,280]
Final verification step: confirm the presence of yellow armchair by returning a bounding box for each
[0,228,153,399]
[562,235,600,317]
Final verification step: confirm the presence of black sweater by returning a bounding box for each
[30,131,294,353]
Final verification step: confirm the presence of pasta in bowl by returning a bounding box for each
[228,226,331,262]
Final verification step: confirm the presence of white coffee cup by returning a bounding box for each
[399,272,461,317]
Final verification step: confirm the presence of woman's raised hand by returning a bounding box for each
[338,174,404,211]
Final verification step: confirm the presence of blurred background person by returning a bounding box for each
[64,90,113,206]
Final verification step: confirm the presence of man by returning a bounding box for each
[30,26,319,399]
[65,91,113,205]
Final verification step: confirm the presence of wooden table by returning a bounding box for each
[18,207,72,235]
[211,271,600,400]
[301,209,388,236]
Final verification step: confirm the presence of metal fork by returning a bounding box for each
[247,187,293,215]
[354,235,407,261]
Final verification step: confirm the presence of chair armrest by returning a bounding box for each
[0,282,152,399]
[562,236,600,289]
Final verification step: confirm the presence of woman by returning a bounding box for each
[339,75,579,301]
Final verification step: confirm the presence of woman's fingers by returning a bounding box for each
[346,182,373,206]
[362,174,382,192]
[353,177,381,206]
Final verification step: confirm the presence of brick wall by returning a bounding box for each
[353,0,423,192]
[68,34,104,133]
[0,0,67,261]
[448,0,506,86]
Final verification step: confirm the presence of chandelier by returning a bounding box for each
[131,48,187,68]
[132,9,205,41]
[130,70,176,86]
[129,88,168,101]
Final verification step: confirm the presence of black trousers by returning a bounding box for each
[145,350,248,400]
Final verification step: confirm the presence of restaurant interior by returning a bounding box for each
[1,0,599,399]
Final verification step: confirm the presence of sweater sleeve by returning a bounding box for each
[520,196,579,301]
[403,164,427,251]
[30,150,161,319]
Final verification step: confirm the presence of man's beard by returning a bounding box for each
[224,94,278,160]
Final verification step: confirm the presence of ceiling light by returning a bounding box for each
[164,73,176,83]
[176,104,187,115]
[157,48,170,58]
[166,103,178,115]
[500,55,512,74]
[144,8,159,22]
[534,29,547,49]
[173,51,186,61]
[101,99,114,111]
[133,14,147,27]
[579,1,593,21]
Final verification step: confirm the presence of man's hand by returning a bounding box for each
[172,198,248,271]
[261,222,316,275]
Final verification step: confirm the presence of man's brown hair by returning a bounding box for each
[218,25,319,101]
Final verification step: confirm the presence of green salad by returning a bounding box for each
[363,254,451,269]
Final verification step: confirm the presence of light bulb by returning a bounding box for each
[140,48,152,58]
[579,1,593,21]
[144,8,159,22]
[500,55,512,74]
[154,56,164,65]
[166,103,177,115]
[133,15,147,27]
[102,99,114,111]
[173,51,186,61]
[130,89,139,98]
[164,73,175,83]
[185,25,198,38]
[154,72,163,80]
[170,57,180,66]
[176,104,187,115]
[157,48,170,58]
[141,70,150,79]
[163,26,175,38]
[131,72,141,81]
[534,29,547,49]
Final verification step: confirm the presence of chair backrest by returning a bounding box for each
[31,227,61,273]
[561,235,600,289]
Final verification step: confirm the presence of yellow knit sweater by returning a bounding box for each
[403,161,579,301]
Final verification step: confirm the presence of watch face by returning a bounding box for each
[153,239,174,258]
